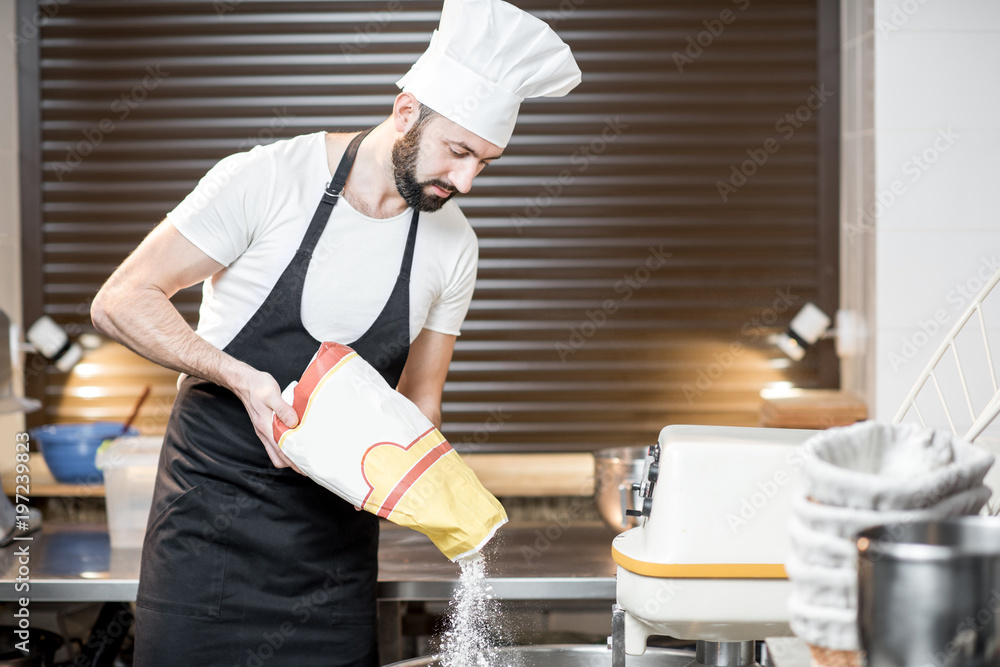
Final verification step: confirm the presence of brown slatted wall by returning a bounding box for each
[23,0,838,450]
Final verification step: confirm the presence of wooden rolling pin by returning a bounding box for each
[461,453,595,496]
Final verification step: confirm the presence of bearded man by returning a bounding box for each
[90,0,579,664]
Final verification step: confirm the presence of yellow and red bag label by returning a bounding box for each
[273,342,507,561]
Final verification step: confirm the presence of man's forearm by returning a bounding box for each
[90,220,301,469]
[91,283,251,394]
[420,401,442,431]
[396,329,454,431]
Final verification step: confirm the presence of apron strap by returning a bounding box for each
[326,127,374,198]
[300,127,375,256]
[397,209,420,281]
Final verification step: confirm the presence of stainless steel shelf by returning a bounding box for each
[0,521,619,603]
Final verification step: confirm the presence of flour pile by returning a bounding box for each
[439,555,513,667]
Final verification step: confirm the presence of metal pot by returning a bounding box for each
[857,516,1000,667]
[383,644,694,666]
[593,446,648,530]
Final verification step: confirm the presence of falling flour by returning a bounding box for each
[439,554,513,667]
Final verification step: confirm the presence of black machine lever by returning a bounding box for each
[625,497,653,519]
[625,443,660,522]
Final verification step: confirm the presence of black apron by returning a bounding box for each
[134,129,419,667]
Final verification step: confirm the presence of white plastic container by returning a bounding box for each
[95,436,162,549]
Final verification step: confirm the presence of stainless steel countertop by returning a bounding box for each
[0,521,618,603]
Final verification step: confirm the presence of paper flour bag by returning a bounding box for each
[272,342,507,561]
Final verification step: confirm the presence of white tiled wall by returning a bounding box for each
[875,129,998,232]
[871,0,1000,422]
[0,2,25,468]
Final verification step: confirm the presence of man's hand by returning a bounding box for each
[92,219,308,474]
[232,367,303,473]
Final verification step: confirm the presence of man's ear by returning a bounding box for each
[393,92,420,134]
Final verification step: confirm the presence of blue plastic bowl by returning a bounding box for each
[30,422,140,485]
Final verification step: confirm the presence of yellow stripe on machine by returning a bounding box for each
[612,545,788,579]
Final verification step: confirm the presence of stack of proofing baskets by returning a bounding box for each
[786,422,995,667]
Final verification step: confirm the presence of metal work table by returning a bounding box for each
[0,521,619,603]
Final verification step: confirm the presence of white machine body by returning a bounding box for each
[613,425,820,655]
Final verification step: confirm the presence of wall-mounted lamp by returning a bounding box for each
[0,310,88,414]
[25,315,84,372]
[773,302,867,361]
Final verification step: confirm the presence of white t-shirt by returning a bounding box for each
[167,132,478,351]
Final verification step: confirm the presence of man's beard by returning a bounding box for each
[391,124,456,213]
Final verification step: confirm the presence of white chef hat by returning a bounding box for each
[396,0,582,149]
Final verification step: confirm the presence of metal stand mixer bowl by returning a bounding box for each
[858,516,1000,667]
[593,446,648,530]
[382,645,695,666]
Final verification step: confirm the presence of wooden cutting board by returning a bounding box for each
[760,388,867,429]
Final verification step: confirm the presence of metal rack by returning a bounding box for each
[892,267,1000,443]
